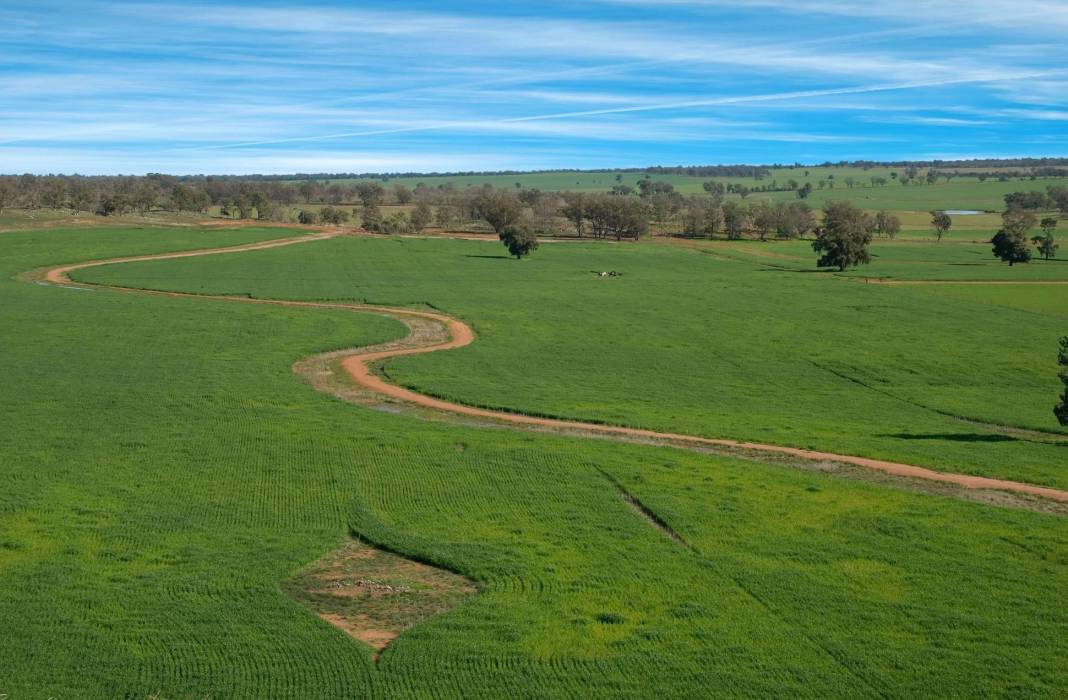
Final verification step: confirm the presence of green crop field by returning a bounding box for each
[709,238,1068,280]
[3,225,1067,698]
[79,233,1068,487]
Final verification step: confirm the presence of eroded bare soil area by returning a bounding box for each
[283,538,479,659]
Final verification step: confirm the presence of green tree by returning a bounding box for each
[360,202,383,232]
[812,201,872,271]
[354,182,385,207]
[319,206,350,225]
[930,211,952,241]
[785,201,814,238]
[721,201,749,240]
[750,202,775,241]
[0,177,16,213]
[874,210,901,239]
[473,189,523,238]
[1032,217,1058,260]
[992,208,1036,265]
[1048,185,1068,214]
[1055,337,1068,426]
[585,195,648,240]
[796,182,813,199]
[560,192,588,237]
[702,181,725,196]
[501,224,539,259]
[410,201,433,232]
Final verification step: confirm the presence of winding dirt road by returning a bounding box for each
[38,230,1068,505]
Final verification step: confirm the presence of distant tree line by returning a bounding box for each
[10,157,1059,188]
[1003,186,1068,214]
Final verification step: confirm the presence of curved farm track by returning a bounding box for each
[36,229,1068,509]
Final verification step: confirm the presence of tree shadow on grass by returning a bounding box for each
[881,432,1018,443]
[464,254,510,259]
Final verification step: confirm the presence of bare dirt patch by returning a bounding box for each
[284,538,479,660]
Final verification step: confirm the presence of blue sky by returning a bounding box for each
[2,0,1066,174]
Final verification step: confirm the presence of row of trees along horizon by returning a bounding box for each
[0,173,1063,262]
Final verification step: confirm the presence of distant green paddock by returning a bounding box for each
[305,168,1068,213]
[710,238,1068,281]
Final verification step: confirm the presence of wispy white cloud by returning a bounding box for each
[192,71,1055,151]
[1,1,1064,172]
[598,0,1068,32]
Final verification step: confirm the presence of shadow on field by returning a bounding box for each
[464,254,510,259]
[881,432,1018,443]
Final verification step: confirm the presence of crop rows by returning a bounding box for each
[1,226,1065,697]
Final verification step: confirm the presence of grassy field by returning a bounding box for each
[3,226,1067,697]
[313,168,1068,212]
[710,238,1068,281]
[77,234,1068,488]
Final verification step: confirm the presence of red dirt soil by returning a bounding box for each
[39,230,1068,504]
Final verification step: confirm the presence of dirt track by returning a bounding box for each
[38,230,1068,505]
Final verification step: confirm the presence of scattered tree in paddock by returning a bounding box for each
[560,192,588,237]
[393,184,413,205]
[1032,217,1058,260]
[501,224,539,259]
[1004,191,1050,210]
[812,201,872,271]
[930,211,952,241]
[360,202,383,232]
[702,181,726,196]
[297,209,320,225]
[0,177,16,213]
[1056,337,1068,426]
[773,201,814,239]
[750,202,776,241]
[517,188,542,206]
[473,189,523,238]
[991,208,1037,265]
[873,210,901,239]
[679,196,720,238]
[796,182,813,199]
[434,202,461,229]
[298,181,319,203]
[585,195,648,240]
[1048,185,1068,214]
[378,212,413,234]
[410,201,433,232]
[319,206,350,225]
[354,182,386,208]
[721,201,749,240]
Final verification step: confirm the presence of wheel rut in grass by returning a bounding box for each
[36,229,1068,509]
[594,467,695,552]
